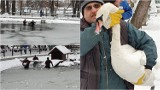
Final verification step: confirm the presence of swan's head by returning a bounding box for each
[96,3,119,31]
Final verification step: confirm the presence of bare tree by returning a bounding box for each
[50,0,55,16]
[71,0,76,17]
[26,0,30,7]
[71,0,80,17]
[12,0,16,15]
[20,0,23,15]
[1,0,5,14]
[77,1,80,17]
[6,0,9,14]
[131,0,151,29]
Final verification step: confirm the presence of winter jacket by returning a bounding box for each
[45,60,53,68]
[120,0,132,20]
[22,59,31,69]
[80,18,157,89]
[33,56,39,60]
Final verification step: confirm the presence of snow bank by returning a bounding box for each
[0,53,80,71]
[0,58,22,72]
[59,61,75,67]
[51,59,63,67]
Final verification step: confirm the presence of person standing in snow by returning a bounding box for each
[40,9,44,17]
[45,57,53,69]
[22,57,31,69]
[80,0,157,89]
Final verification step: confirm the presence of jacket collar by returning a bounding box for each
[80,18,92,31]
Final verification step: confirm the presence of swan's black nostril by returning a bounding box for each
[96,15,103,22]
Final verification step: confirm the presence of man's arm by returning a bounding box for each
[120,1,132,20]
[127,23,157,69]
[80,23,101,56]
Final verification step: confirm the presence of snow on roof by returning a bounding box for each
[48,45,71,54]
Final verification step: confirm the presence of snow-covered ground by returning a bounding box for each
[0,13,80,24]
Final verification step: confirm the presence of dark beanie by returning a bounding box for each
[81,0,104,16]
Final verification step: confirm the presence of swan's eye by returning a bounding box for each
[106,16,110,21]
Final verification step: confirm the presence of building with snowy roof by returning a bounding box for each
[48,45,71,60]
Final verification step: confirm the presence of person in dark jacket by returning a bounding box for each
[30,20,35,27]
[22,57,31,69]
[80,0,157,90]
[23,19,27,26]
[33,55,39,60]
[40,9,44,17]
[45,57,53,69]
[28,20,36,30]
[33,55,39,69]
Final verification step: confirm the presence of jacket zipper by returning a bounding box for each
[100,32,109,89]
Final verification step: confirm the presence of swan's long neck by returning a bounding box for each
[111,24,121,49]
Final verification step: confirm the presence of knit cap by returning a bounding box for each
[81,0,104,15]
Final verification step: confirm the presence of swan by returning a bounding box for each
[96,3,152,85]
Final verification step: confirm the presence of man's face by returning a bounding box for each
[83,2,102,23]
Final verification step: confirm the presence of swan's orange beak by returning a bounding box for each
[95,20,103,34]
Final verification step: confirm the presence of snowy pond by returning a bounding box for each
[0,22,80,45]
[0,22,53,32]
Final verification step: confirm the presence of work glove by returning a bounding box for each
[109,10,124,28]
[134,72,145,85]
[134,69,155,86]
[142,69,155,86]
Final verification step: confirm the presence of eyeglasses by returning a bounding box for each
[84,3,101,11]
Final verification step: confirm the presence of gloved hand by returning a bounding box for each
[142,69,155,86]
[134,72,145,85]
[134,69,154,85]
[109,10,124,28]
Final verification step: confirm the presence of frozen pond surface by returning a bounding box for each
[0,22,80,45]
[1,65,80,89]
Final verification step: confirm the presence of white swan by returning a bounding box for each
[96,3,149,85]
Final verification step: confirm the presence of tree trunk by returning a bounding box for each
[40,0,43,9]
[20,1,22,15]
[71,0,80,17]
[77,1,81,17]
[142,9,149,26]
[50,0,55,16]
[72,0,76,17]
[57,0,58,8]
[1,0,5,14]
[12,0,16,15]
[131,0,151,29]
[26,0,30,7]
[6,0,9,14]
